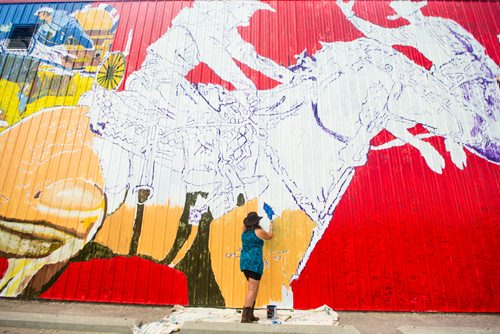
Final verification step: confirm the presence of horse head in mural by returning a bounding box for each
[458,77,499,163]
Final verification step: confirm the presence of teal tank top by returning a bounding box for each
[240,230,264,275]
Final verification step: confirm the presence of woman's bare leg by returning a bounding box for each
[244,278,260,307]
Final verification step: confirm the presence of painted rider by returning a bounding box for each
[17,7,95,112]
[126,0,293,118]
[32,7,94,59]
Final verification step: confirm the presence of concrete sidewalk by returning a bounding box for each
[0,299,168,334]
[0,299,499,334]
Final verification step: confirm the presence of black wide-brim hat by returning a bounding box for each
[244,211,263,227]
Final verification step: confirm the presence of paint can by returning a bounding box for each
[266,304,277,319]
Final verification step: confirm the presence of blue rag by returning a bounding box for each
[263,202,275,220]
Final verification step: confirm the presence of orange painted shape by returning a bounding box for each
[95,204,136,255]
[137,203,183,261]
[0,106,105,240]
[256,209,315,307]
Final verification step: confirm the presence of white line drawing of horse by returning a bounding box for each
[82,33,499,285]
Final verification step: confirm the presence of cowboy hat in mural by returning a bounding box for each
[34,6,54,16]
[388,1,428,20]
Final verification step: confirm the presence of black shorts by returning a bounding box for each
[242,270,262,281]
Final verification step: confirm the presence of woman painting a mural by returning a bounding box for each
[240,210,274,323]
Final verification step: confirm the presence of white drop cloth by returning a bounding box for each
[133,304,339,334]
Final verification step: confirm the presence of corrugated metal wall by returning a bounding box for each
[0,0,499,311]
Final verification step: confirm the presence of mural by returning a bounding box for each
[0,0,499,310]
[0,3,124,126]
